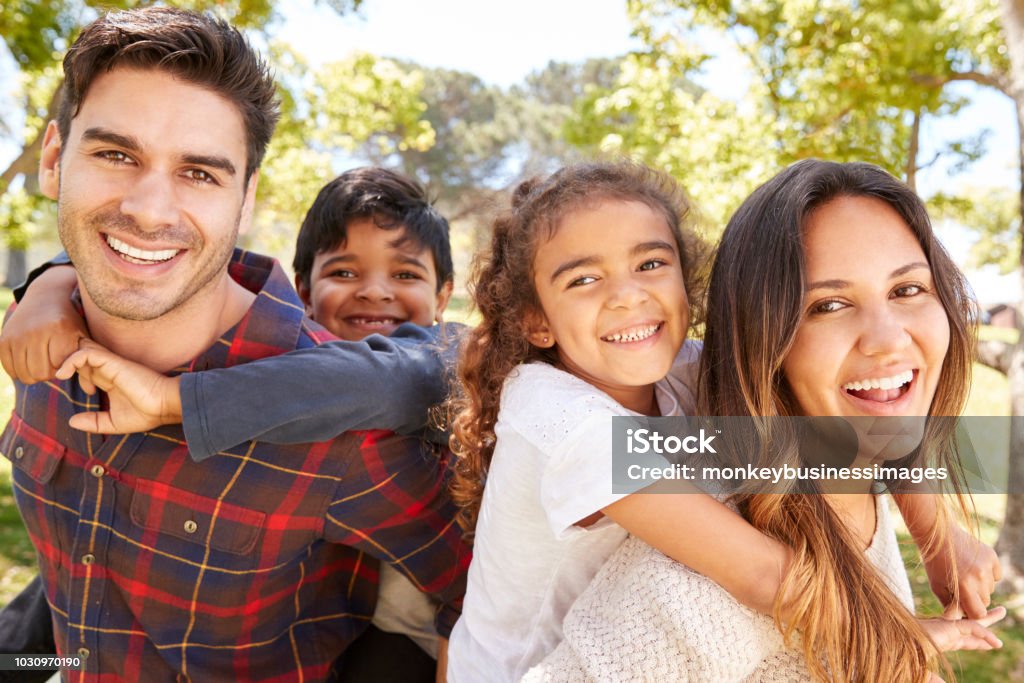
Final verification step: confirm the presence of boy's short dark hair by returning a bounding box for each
[58,6,279,183]
[293,167,454,292]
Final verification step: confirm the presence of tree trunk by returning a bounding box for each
[995,0,1024,592]
[2,249,26,289]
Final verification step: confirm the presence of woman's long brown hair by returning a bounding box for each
[700,159,977,681]
[449,161,706,537]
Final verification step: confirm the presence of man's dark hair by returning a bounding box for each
[293,167,454,292]
[58,6,279,182]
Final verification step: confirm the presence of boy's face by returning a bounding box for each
[297,217,453,340]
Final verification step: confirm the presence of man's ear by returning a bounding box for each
[294,274,313,315]
[524,309,555,348]
[38,121,62,200]
[434,280,454,322]
[238,169,259,236]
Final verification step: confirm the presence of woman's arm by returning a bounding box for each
[894,493,1001,619]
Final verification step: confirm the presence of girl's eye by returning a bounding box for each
[394,271,423,281]
[184,169,217,185]
[892,283,925,298]
[638,259,666,272]
[568,275,597,288]
[809,299,846,315]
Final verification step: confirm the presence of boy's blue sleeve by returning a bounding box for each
[181,323,462,461]
[12,252,72,302]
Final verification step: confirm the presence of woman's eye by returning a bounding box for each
[893,284,924,298]
[809,299,846,315]
[638,259,666,272]
[568,275,597,288]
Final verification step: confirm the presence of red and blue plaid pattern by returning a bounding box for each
[1,250,469,682]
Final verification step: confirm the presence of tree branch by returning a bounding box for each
[976,339,1014,374]
[911,70,1009,95]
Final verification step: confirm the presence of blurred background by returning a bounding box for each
[1,1,1022,678]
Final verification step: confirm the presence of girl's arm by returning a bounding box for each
[602,488,792,616]
[894,493,1001,619]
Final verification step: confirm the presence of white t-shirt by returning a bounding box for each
[525,495,913,682]
[448,343,699,683]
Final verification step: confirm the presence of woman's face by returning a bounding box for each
[782,195,950,419]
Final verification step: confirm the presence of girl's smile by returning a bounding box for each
[529,199,688,413]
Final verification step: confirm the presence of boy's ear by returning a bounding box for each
[434,280,454,322]
[524,309,555,348]
[39,121,62,200]
[294,274,313,315]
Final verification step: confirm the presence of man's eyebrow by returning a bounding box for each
[181,153,237,177]
[81,127,141,151]
[550,255,600,284]
[806,262,931,291]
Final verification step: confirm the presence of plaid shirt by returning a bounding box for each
[1,250,470,682]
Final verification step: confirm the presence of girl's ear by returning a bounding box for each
[524,310,555,348]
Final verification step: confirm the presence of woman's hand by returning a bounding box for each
[918,606,1006,653]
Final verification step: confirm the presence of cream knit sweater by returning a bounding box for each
[524,496,913,682]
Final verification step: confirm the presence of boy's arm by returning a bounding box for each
[602,489,793,617]
[180,322,458,460]
[894,493,1000,619]
[56,329,457,460]
[0,261,85,384]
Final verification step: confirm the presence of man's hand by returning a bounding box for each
[918,606,1005,653]
[0,265,86,383]
[56,340,183,434]
[926,524,1001,620]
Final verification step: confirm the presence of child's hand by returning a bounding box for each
[926,524,1001,619]
[0,265,85,383]
[55,340,183,434]
[918,606,1005,653]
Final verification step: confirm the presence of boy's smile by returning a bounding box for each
[299,217,452,340]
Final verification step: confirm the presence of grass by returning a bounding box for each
[0,299,1020,677]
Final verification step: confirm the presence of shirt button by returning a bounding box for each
[77,647,90,658]
[89,464,105,478]
[14,446,23,459]
[183,520,198,534]
[81,554,95,565]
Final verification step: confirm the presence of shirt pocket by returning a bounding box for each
[1,413,66,484]
[129,477,266,568]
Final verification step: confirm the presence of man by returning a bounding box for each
[0,8,468,681]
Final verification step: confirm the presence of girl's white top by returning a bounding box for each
[447,342,699,683]
[523,495,913,682]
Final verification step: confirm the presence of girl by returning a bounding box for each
[527,160,1004,682]
[447,161,791,681]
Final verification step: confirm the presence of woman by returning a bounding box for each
[525,160,1004,682]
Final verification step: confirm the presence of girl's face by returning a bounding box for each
[782,195,950,419]
[529,199,689,412]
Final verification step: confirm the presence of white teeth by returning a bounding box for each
[351,318,398,325]
[602,323,660,343]
[843,370,914,392]
[106,235,179,263]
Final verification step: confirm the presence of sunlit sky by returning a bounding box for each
[1,0,1020,301]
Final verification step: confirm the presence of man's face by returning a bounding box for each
[40,67,255,321]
